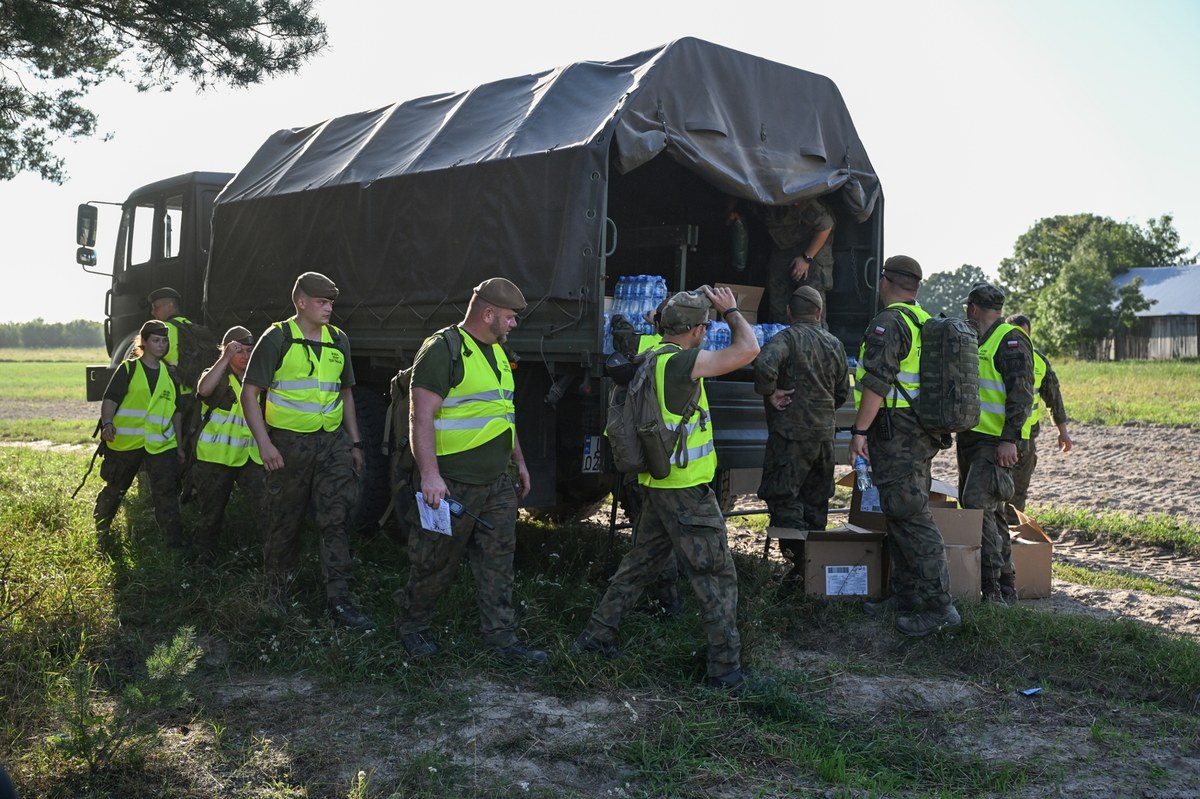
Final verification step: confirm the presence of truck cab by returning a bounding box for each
[78,171,232,400]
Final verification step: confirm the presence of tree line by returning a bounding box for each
[0,319,103,348]
[917,213,1196,357]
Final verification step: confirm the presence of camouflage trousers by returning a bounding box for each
[758,433,835,562]
[767,244,828,324]
[956,432,1017,582]
[1006,426,1040,525]
[393,471,520,647]
[93,446,183,547]
[263,428,359,599]
[868,408,952,609]
[584,483,741,678]
[191,459,268,558]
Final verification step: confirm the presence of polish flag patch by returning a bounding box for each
[873,325,887,335]
[1006,339,1021,348]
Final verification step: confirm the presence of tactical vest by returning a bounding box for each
[110,360,178,454]
[197,373,262,467]
[165,316,193,395]
[264,319,345,433]
[1021,349,1049,439]
[972,322,1021,437]
[638,348,715,489]
[433,328,515,456]
[855,302,927,409]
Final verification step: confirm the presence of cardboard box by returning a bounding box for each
[767,524,885,598]
[715,283,765,324]
[1009,507,1053,599]
[837,473,982,600]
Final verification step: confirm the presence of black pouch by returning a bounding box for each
[876,406,894,441]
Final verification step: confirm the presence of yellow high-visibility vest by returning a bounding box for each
[433,328,515,456]
[264,320,345,433]
[855,302,927,409]
[110,360,177,454]
[639,346,715,489]
[972,322,1021,437]
[197,372,262,467]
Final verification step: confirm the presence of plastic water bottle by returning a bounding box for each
[602,311,614,354]
[854,455,873,491]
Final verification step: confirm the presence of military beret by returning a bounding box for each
[659,289,713,333]
[147,287,181,303]
[792,285,824,311]
[294,271,339,300]
[473,277,527,312]
[882,255,923,281]
[139,319,169,340]
[964,281,1005,311]
[222,325,254,347]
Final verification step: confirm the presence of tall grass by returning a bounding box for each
[1055,357,1200,426]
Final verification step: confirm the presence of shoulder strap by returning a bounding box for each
[891,304,924,329]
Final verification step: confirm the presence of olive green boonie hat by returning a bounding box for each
[294,271,339,300]
[473,277,527,312]
[659,290,713,333]
[963,281,1005,311]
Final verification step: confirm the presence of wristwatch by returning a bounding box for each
[802,253,815,264]
[850,426,869,436]
[351,441,364,449]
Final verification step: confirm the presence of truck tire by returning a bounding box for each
[351,384,390,537]
[711,467,736,513]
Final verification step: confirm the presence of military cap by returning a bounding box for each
[882,255,923,281]
[792,285,824,310]
[964,281,1005,311]
[294,271,339,300]
[659,289,713,333]
[139,319,169,340]
[221,325,254,347]
[147,286,181,303]
[473,277,527,312]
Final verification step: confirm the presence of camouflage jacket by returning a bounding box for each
[754,320,849,438]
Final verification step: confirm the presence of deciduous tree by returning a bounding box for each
[0,0,327,182]
[917,263,987,318]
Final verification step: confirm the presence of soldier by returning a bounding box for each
[147,287,214,460]
[1004,314,1074,524]
[754,286,850,574]
[93,319,184,550]
[393,277,545,662]
[849,256,960,637]
[189,326,269,564]
[241,272,373,631]
[574,285,760,690]
[957,283,1035,604]
[730,198,835,324]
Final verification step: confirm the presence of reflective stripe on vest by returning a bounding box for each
[197,373,262,467]
[264,319,346,432]
[971,322,1020,437]
[110,360,178,454]
[433,328,515,456]
[854,302,927,409]
[639,346,716,489]
[1021,348,1049,439]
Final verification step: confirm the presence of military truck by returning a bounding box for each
[77,37,883,522]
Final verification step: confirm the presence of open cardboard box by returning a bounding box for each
[767,524,885,598]
[715,283,765,324]
[1009,506,1053,598]
[836,472,982,599]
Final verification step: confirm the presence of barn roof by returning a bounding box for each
[1112,265,1200,317]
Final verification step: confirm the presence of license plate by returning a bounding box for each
[581,435,603,474]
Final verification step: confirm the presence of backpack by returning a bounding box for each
[892,307,980,439]
[606,345,707,479]
[169,317,219,392]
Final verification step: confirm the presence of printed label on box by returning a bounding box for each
[825,564,869,596]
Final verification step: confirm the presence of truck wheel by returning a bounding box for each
[711,468,736,513]
[352,384,390,537]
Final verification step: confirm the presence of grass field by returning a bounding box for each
[1055,357,1200,426]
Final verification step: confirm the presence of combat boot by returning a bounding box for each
[400,630,440,657]
[329,597,374,632]
[704,669,775,695]
[571,631,621,659]
[895,604,961,637]
[999,573,1019,606]
[490,643,549,664]
[981,576,1005,604]
[863,595,913,618]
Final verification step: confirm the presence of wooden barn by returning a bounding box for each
[1110,265,1200,360]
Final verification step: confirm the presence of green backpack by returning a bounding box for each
[892,308,981,440]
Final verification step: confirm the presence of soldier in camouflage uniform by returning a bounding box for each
[241,272,373,631]
[574,286,761,690]
[393,278,546,663]
[849,256,960,637]
[957,284,1034,604]
[1004,314,1073,525]
[754,286,849,570]
[94,319,184,550]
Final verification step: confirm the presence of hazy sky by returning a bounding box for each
[3,0,1197,322]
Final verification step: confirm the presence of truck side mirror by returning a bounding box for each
[77,204,98,247]
[77,247,97,267]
